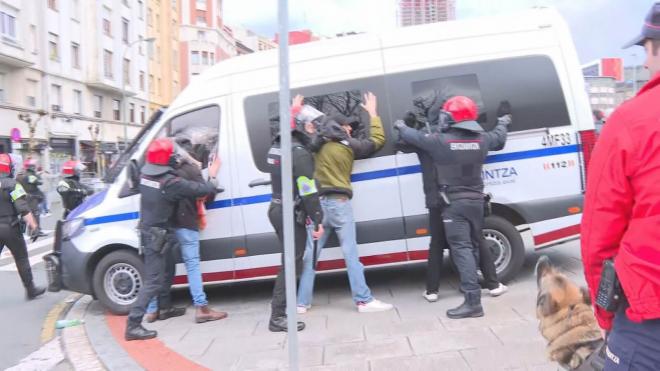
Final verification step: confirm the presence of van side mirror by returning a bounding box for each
[216,186,225,193]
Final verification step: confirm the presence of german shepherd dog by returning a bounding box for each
[535,256,605,370]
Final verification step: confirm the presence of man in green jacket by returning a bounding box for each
[297,92,394,313]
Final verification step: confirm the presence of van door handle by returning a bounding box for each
[249,178,271,188]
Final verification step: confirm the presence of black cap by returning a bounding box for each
[623,2,660,48]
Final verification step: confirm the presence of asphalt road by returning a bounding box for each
[0,201,72,370]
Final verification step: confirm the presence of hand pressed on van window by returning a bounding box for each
[361,92,378,118]
[208,156,221,178]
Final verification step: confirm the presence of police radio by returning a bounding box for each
[595,259,623,312]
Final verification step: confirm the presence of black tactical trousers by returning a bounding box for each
[268,202,307,319]
[127,230,175,325]
[442,199,483,296]
[479,238,500,290]
[426,207,447,293]
[0,222,34,288]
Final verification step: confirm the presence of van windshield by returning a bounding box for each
[103,108,166,183]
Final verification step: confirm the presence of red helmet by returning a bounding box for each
[443,96,478,123]
[0,154,12,175]
[62,160,85,177]
[146,138,174,165]
[24,158,38,170]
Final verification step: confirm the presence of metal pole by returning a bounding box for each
[277,0,299,370]
[122,46,129,155]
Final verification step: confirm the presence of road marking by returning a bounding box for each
[41,293,82,344]
[4,337,64,371]
[0,237,55,271]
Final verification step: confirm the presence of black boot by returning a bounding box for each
[446,291,484,319]
[268,316,305,332]
[158,307,187,320]
[125,322,157,341]
[26,283,46,300]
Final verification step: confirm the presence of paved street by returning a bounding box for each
[36,234,583,371]
[0,201,71,370]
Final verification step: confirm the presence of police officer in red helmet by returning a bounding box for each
[395,96,511,319]
[56,160,93,219]
[125,138,221,341]
[0,153,45,300]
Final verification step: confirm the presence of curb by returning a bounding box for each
[60,295,106,370]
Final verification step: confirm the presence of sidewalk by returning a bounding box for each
[59,241,585,370]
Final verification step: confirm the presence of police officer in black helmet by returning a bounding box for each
[0,153,45,300]
[266,94,324,332]
[125,137,221,341]
[395,96,511,319]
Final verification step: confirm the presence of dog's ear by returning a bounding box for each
[535,255,553,288]
[537,292,558,316]
[580,286,592,305]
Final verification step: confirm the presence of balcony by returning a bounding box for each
[0,42,34,68]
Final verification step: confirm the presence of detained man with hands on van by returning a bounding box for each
[394,97,511,319]
[296,92,394,314]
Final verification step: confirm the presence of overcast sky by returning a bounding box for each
[224,0,653,66]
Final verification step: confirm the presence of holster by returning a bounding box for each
[294,198,306,226]
[483,193,493,216]
[145,226,168,254]
[596,259,623,312]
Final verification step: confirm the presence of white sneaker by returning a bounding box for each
[297,305,310,314]
[423,291,439,302]
[489,283,508,297]
[357,299,393,313]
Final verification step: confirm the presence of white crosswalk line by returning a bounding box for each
[0,237,55,271]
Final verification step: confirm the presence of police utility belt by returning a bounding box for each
[271,197,307,226]
[141,226,179,255]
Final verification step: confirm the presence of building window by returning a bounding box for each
[172,0,177,10]
[103,18,111,36]
[122,18,130,44]
[73,89,82,114]
[156,14,160,28]
[147,8,152,26]
[138,35,145,55]
[138,1,144,19]
[129,103,135,123]
[122,0,129,7]
[26,79,37,107]
[48,0,57,11]
[30,25,37,52]
[112,99,121,120]
[123,58,131,85]
[139,71,145,91]
[72,0,80,20]
[51,84,62,111]
[196,15,206,26]
[172,50,178,71]
[0,12,17,39]
[149,74,154,93]
[93,95,103,118]
[197,30,205,40]
[141,106,146,124]
[201,51,208,65]
[210,52,214,63]
[191,51,200,65]
[71,42,80,69]
[48,33,59,61]
[104,49,113,78]
[157,78,162,95]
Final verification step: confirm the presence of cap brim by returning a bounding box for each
[452,120,485,133]
[141,163,171,176]
[622,34,645,49]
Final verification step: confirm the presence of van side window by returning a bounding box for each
[411,74,487,124]
[387,55,571,133]
[118,105,221,198]
[245,77,392,172]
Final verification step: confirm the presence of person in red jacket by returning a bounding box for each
[581,3,660,369]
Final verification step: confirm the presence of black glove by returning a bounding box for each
[497,100,512,118]
[403,112,417,128]
[393,120,406,131]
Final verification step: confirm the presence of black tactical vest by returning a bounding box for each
[434,130,489,191]
[139,172,176,228]
[267,140,308,200]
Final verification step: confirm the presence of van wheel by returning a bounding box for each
[483,215,525,284]
[92,250,144,315]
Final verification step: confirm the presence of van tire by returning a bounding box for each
[92,250,144,315]
[483,215,525,284]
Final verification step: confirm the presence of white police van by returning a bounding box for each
[49,8,595,313]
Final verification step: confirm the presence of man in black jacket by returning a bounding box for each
[56,160,93,219]
[144,135,228,324]
[395,97,511,319]
[125,138,221,341]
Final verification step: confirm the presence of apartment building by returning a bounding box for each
[147,0,180,111]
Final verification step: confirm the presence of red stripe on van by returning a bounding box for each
[408,250,429,261]
[534,224,581,245]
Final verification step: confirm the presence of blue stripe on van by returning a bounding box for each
[81,144,579,225]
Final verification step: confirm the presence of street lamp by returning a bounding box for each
[122,37,155,154]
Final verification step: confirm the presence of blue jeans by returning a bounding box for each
[147,228,208,313]
[297,197,373,306]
